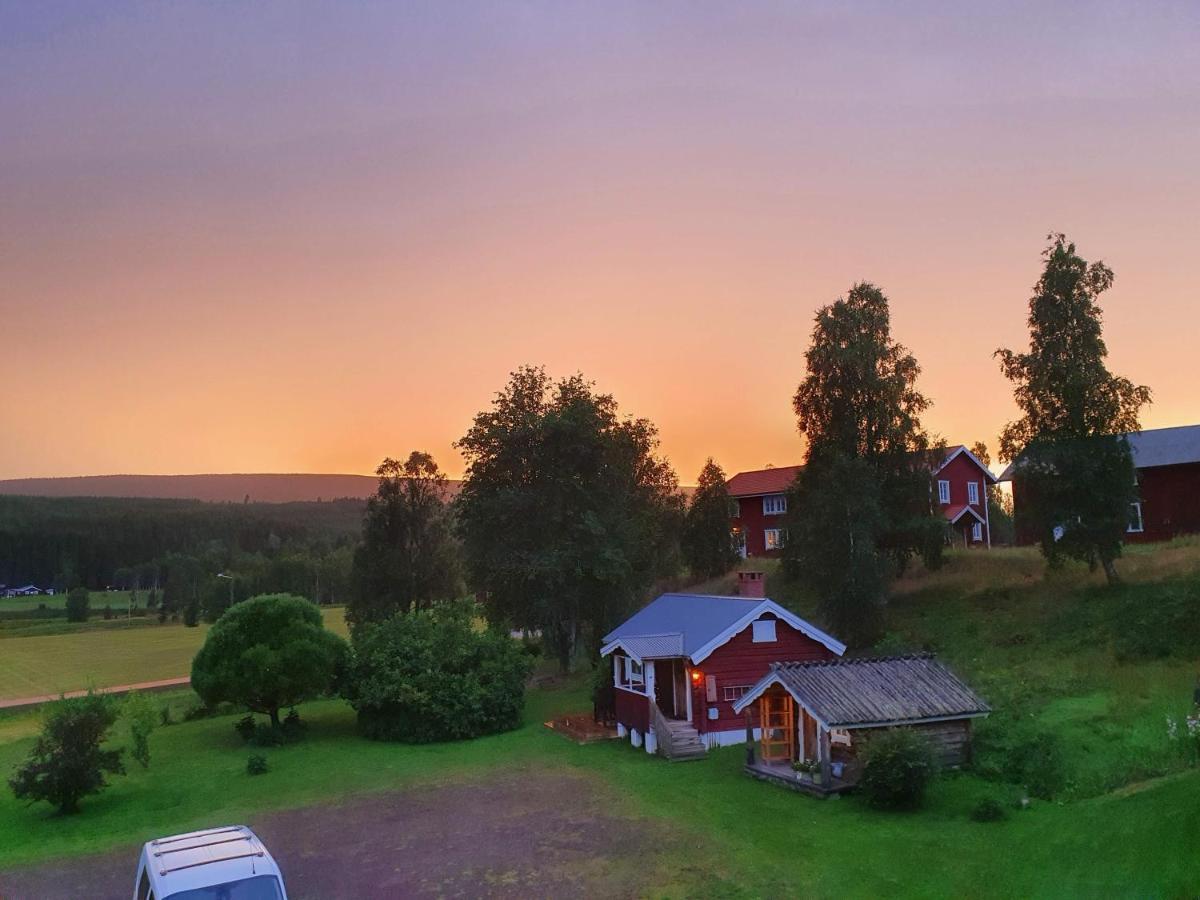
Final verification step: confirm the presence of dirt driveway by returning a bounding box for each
[0,770,683,899]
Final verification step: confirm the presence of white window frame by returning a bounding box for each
[764,528,784,551]
[967,481,979,505]
[722,684,753,702]
[1128,501,1144,534]
[751,619,777,643]
[972,521,983,542]
[937,480,951,504]
[762,494,787,516]
[627,657,644,687]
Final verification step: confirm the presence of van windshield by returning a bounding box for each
[166,875,283,900]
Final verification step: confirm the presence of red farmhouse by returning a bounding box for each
[727,445,997,557]
[1001,424,1200,545]
[600,575,846,758]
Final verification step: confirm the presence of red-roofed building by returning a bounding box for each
[727,446,997,556]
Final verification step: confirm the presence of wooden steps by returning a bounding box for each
[656,715,707,761]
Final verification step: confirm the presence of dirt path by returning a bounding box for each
[0,677,190,711]
[0,770,681,899]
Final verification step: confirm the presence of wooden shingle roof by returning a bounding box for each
[734,653,989,728]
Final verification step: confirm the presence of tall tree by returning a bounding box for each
[785,283,941,645]
[348,452,461,629]
[682,459,740,580]
[996,235,1151,583]
[455,366,682,672]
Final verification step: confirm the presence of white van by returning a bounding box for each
[133,825,288,900]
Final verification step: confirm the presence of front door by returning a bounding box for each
[759,687,794,762]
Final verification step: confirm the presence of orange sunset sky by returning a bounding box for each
[2,3,1198,482]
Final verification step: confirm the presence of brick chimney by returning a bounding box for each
[737,571,766,598]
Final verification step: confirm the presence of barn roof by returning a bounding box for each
[998,425,1200,480]
[732,653,989,728]
[601,593,845,662]
[726,466,803,498]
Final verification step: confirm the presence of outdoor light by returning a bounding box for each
[690,670,702,684]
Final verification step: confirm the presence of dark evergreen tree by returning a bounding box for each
[682,459,739,580]
[455,366,682,672]
[996,235,1151,583]
[347,452,461,630]
[65,586,90,623]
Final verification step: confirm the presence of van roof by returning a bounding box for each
[144,825,282,897]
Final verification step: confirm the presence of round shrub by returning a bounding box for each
[859,728,937,810]
[191,594,348,727]
[343,603,534,743]
[246,754,269,776]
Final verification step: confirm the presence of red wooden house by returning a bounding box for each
[727,445,997,556]
[600,574,846,758]
[1000,424,1200,545]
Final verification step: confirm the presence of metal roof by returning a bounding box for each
[733,654,989,727]
[601,593,845,661]
[726,465,804,498]
[998,424,1200,480]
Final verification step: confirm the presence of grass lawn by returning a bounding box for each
[0,590,135,612]
[0,680,1196,897]
[0,607,348,700]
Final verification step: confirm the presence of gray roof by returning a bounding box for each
[611,633,685,658]
[603,593,763,658]
[737,654,989,728]
[998,424,1200,480]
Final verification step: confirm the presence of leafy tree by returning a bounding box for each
[455,367,683,671]
[682,459,739,580]
[343,602,533,742]
[785,283,939,644]
[859,728,936,810]
[8,693,125,814]
[191,594,348,727]
[970,442,1014,545]
[996,235,1151,583]
[65,586,90,623]
[348,453,461,630]
[124,691,157,769]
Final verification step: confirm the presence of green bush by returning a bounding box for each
[65,587,90,623]
[974,722,1067,799]
[344,602,533,743]
[246,754,269,776]
[234,715,257,743]
[858,729,937,811]
[1110,579,1200,661]
[192,594,348,727]
[970,796,1007,822]
[8,693,125,813]
[124,691,157,769]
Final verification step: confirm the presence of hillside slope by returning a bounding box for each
[0,473,387,503]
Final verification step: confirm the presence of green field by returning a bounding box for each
[0,608,348,700]
[1,546,1198,894]
[0,590,135,612]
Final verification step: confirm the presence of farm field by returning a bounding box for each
[0,607,349,701]
[0,590,135,612]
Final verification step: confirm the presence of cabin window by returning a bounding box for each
[764,528,785,551]
[967,481,979,505]
[1128,502,1144,534]
[972,521,983,542]
[938,480,951,504]
[722,684,752,702]
[627,657,644,687]
[762,494,787,515]
[831,729,852,747]
[752,619,777,643]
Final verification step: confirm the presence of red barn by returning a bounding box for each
[600,581,845,758]
[727,445,997,556]
[1001,424,1200,545]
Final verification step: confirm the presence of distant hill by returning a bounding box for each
[0,473,392,503]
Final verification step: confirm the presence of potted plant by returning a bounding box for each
[790,759,810,780]
[811,765,824,786]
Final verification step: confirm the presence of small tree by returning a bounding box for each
[859,728,936,810]
[9,693,125,814]
[65,587,90,623]
[191,594,348,727]
[124,691,158,769]
[682,459,740,580]
[343,602,533,743]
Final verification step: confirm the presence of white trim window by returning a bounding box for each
[762,494,787,515]
[764,528,785,551]
[938,480,951,504]
[972,521,983,542]
[1128,502,1145,534]
[967,481,979,505]
[751,619,777,643]
[627,657,644,687]
[722,684,752,702]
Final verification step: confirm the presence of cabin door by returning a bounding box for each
[759,688,794,762]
